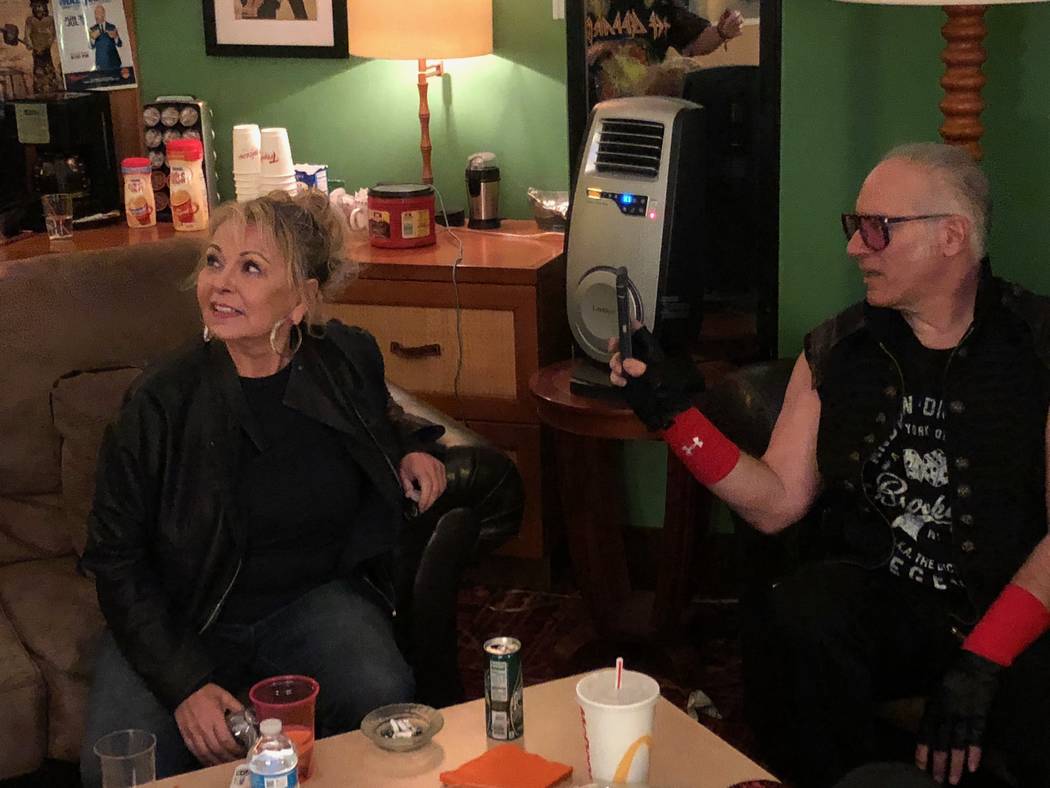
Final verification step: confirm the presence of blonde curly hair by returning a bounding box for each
[202,189,357,327]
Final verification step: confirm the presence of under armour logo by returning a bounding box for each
[682,437,704,455]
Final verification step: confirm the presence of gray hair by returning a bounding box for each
[881,142,991,259]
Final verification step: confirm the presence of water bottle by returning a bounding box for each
[247,718,298,788]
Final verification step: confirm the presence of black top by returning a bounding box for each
[218,363,364,624]
[865,333,962,596]
[83,322,432,709]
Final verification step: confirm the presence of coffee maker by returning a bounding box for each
[2,92,120,231]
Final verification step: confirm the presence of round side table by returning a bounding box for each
[529,360,711,657]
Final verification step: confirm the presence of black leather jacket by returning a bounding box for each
[804,262,1050,620]
[81,321,443,710]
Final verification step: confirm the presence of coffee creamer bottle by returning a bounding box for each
[166,139,209,232]
[122,158,156,228]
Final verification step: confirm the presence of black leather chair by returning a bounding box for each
[388,386,525,708]
[697,359,819,593]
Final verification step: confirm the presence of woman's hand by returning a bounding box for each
[399,452,447,513]
[174,683,245,766]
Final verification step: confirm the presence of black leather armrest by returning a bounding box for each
[388,383,491,449]
[698,358,796,456]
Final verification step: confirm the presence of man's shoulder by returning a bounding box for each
[996,277,1050,366]
[803,301,867,387]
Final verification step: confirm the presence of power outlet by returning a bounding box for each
[552,0,565,20]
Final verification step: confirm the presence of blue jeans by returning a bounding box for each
[80,579,413,787]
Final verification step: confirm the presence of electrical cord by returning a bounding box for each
[430,184,465,401]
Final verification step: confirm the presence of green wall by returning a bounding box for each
[779,0,1050,355]
[134,1,569,219]
[136,1,1050,532]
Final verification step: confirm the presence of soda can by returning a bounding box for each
[484,636,524,740]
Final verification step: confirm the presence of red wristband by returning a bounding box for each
[662,407,741,486]
[963,583,1050,667]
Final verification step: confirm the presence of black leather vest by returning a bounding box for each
[804,264,1050,619]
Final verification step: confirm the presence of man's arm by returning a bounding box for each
[710,352,823,534]
[1013,411,1050,605]
[613,345,822,535]
[916,406,1050,784]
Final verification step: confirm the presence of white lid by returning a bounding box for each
[259,718,282,736]
[467,151,498,169]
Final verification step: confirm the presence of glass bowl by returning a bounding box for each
[360,703,444,752]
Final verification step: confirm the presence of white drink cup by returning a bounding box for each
[260,127,294,177]
[576,668,660,784]
[232,124,262,174]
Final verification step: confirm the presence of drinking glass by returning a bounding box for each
[41,193,74,240]
[93,729,156,788]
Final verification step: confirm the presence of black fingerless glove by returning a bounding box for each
[621,327,705,431]
[919,650,1002,756]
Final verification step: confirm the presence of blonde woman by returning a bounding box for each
[80,191,520,783]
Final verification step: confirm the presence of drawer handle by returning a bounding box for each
[390,341,442,360]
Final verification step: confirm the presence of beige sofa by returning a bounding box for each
[0,236,208,778]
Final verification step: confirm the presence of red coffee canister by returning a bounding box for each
[367,184,436,248]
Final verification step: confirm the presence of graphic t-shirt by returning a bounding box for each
[864,336,964,593]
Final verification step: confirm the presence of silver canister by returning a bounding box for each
[466,152,501,230]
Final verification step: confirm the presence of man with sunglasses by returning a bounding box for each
[610,143,1050,788]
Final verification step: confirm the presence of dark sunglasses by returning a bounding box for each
[840,213,953,252]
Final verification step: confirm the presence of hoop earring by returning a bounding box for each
[289,322,303,356]
[269,319,285,355]
[269,319,304,356]
[202,325,211,343]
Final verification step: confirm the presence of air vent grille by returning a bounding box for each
[595,118,664,178]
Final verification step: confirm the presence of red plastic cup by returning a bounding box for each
[249,675,319,779]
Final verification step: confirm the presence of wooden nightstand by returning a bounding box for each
[324,221,570,563]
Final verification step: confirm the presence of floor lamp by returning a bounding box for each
[836,0,1047,160]
[348,1,493,185]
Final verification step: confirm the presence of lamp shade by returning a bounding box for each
[348,0,493,60]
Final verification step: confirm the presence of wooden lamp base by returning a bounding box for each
[417,58,444,185]
[939,5,988,160]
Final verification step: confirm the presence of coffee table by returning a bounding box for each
[151,674,777,786]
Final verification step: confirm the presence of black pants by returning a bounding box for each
[742,562,1050,788]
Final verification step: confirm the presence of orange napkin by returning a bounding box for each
[439,743,572,788]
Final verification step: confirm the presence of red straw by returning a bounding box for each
[615,657,624,690]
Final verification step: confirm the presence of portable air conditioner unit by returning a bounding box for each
[566,96,705,363]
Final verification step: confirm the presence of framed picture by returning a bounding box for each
[0,0,64,99]
[203,0,348,58]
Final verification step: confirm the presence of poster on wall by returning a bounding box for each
[52,0,137,91]
[203,0,348,58]
[584,0,755,104]
[0,0,64,99]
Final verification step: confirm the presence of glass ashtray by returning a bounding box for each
[360,703,444,752]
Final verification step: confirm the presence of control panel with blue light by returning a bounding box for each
[586,187,652,217]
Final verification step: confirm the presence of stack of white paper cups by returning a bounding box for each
[259,128,298,196]
[232,124,261,203]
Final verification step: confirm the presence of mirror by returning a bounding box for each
[566,0,781,361]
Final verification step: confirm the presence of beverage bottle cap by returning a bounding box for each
[259,718,282,737]
[167,139,204,161]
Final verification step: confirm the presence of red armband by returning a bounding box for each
[963,583,1050,667]
[662,407,741,486]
